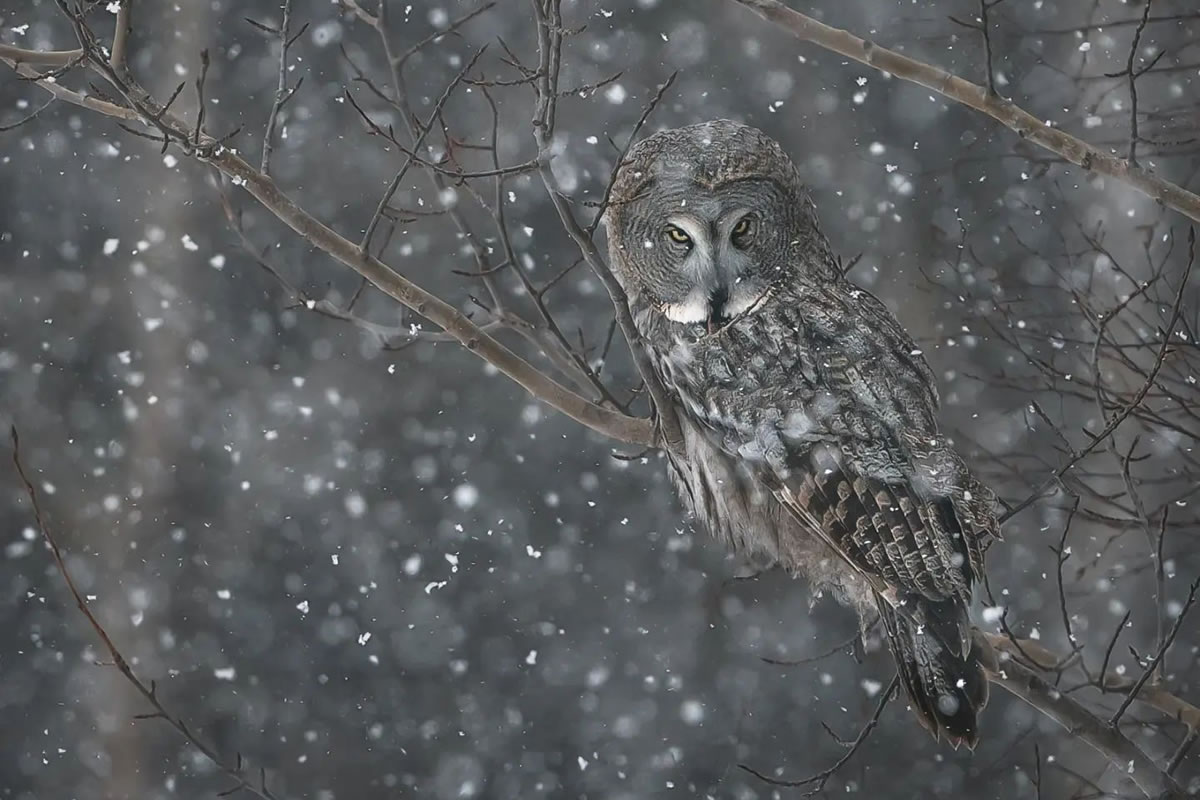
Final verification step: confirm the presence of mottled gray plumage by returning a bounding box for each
[605,120,1001,748]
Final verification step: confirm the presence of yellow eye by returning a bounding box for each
[666,225,691,245]
[731,217,753,239]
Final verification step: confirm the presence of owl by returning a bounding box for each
[603,120,1000,749]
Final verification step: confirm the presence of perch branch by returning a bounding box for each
[213,148,654,445]
[988,634,1200,736]
[984,643,1185,798]
[984,633,1195,799]
[0,47,655,449]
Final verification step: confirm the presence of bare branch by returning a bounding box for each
[739,674,898,794]
[759,631,862,667]
[728,0,1200,225]
[260,0,298,175]
[390,1,496,68]
[1108,578,1199,727]
[214,146,654,445]
[982,635,1186,799]
[0,43,83,67]
[0,33,654,448]
[530,0,683,453]
[988,635,1200,748]
[1,56,139,121]
[10,427,282,800]
[109,0,131,74]
[0,95,56,132]
[1123,0,1155,166]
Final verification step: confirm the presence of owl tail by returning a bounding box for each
[877,596,988,750]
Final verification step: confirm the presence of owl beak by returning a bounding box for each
[707,285,729,334]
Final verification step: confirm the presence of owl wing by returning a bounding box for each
[746,429,996,654]
[723,286,997,654]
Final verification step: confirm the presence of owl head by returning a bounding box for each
[604,120,834,330]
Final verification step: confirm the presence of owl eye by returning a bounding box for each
[665,225,692,247]
[730,216,755,246]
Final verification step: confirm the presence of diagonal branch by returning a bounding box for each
[989,634,1200,739]
[213,146,654,446]
[0,44,654,449]
[1108,578,1199,728]
[980,634,1187,799]
[10,427,282,800]
[728,0,1200,225]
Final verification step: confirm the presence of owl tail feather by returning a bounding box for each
[877,596,988,750]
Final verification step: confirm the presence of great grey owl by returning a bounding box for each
[604,120,1000,748]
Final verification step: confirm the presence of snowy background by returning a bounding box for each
[2,0,1198,798]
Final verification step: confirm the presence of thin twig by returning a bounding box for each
[759,631,861,667]
[390,1,497,67]
[585,72,677,238]
[1122,0,1155,166]
[1109,578,1199,727]
[978,0,1008,94]
[10,427,281,800]
[260,0,298,175]
[357,45,486,256]
[739,674,898,793]
[0,95,56,132]
[530,0,683,453]
[193,48,209,146]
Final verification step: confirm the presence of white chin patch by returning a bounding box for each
[662,283,770,325]
[661,290,710,324]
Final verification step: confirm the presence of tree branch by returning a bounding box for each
[981,634,1187,799]
[989,634,1200,738]
[213,147,653,445]
[728,0,1200,225]
[0,44,655,449]
[10,427,282,800]
[739,674,899,794]
[258,0,302,176]
[109,0,132,75]
[0,43,83,67]
[529,0,684,453]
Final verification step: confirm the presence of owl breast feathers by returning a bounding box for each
[604,120,1001,748]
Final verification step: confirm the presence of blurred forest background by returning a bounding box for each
[1,0,1198,798]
